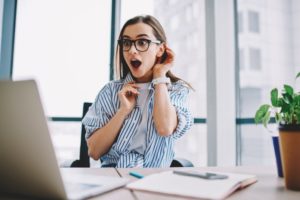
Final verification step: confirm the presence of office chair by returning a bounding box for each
[66,102,193,168]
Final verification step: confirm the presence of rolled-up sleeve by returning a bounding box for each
[170,84,193,139]
[82,84,113,140]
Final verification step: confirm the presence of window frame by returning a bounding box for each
[0,0,16,80]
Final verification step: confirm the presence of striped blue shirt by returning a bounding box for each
[82,74,193,168]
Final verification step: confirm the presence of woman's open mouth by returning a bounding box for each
[130,59,142,69]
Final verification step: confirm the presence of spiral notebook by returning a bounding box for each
[127,170,257,199]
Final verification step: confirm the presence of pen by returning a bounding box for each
[129,171,144,179]
[173,170,228,180]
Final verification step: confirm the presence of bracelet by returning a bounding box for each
[152,77,171,85]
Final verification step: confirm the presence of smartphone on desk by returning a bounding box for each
[173,170,228,180]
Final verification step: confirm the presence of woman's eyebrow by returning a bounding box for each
[122,34,150,39]
[136,34,150,38]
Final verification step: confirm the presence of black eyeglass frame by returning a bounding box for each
[118,38,161,52]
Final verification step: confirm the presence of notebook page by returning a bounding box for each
[127,171,257,199]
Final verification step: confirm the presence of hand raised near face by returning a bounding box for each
[118,81,140,116]
[153,45,175,78]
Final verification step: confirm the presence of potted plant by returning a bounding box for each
[255,72,300,191]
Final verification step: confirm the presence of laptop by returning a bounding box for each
[0,80,128,200]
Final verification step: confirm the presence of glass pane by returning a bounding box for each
[239,48,245,70]
[237,0,300,165]
[248,10,260,33]
[174,124,207,166]
[49,121,101,167]
[238,12,243,33]
[121,0,154,25]
[48,121,81,164]
[249,47,261,70]
[13,0,111,117]
[239,124,277,166]
[13,0,111,164]
[238,0,299,118]
[121,0,207,166]
[121,0,206,119]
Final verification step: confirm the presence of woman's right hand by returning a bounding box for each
[118,81,139,116]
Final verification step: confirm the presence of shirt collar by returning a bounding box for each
[123,73,135,84]
[123,73,174,91]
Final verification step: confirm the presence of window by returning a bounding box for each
[186,5,193,23]
[239,48,245,70]
[249,48,261,70]
[120,0,154,25]
[238,12,243,33]
[170,15,179,31]
[237,0,298,165]
[14,0,111,117]
[13,0,111,164]
[169,0,178,5]
[155,0,207,166]
[121,0,207,166]
[240,88,261,117]
[248,11,260,33]
[192,1,200,19]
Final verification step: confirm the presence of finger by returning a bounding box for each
[123,87,139,96]
[128,87,140,94]
[125,91,138,97]
[128,84,140,89]
[124,82,140,89]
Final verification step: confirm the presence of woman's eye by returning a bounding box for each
[123,40,131,47]
[137,39,147,46]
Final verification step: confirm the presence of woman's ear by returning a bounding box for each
[156,43,165,57]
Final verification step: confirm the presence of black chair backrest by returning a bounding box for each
[79,102,92,167]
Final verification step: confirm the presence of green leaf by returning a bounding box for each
[296,72,300,79]
[277,98,284,107]
[262,111,271,128]
[296,112,300,124]
[255,104,270,124]
[275,112,282,123]
[284,85,293,96]
[271,88,278,107]
[280,101,290,113]
[282,93,292,104]
[294,95,300,104]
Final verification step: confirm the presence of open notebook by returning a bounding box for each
[127,170,257,199]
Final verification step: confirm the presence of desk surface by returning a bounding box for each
[2,166,299,200]
[87,166,300,200]
[115,166,300,200]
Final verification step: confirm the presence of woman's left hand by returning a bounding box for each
[153,45,175,78]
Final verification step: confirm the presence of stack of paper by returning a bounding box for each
[126,170,257,199]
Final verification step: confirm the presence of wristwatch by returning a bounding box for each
[152,77,171,85]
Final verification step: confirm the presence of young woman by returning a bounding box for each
[82,15,193,168]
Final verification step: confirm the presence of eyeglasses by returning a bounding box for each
[118,38,161,52]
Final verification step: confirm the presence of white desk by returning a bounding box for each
[115,166,300,200]
[2,166,299,199]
